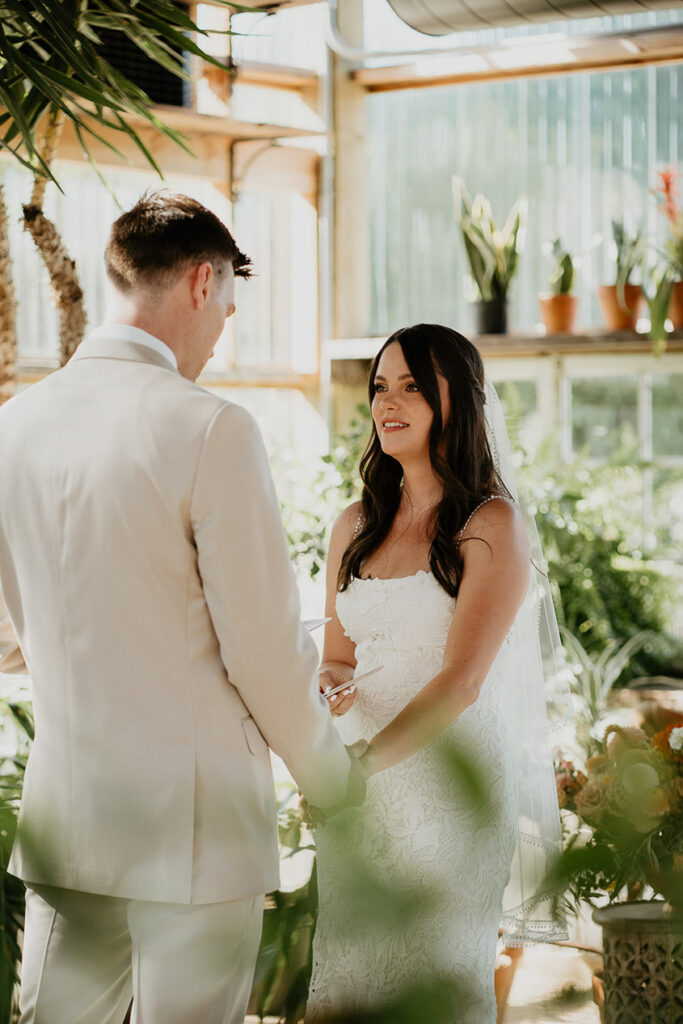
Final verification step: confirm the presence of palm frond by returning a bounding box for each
[0,0,250,182]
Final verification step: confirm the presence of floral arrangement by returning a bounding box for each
[553,723,683,910]
[653,166,683,278]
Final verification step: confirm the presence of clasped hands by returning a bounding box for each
[300,739,370,829]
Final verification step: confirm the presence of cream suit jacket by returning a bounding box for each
[0,334,350,904]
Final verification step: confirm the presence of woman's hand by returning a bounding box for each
[319,666,357,717]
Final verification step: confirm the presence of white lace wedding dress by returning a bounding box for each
[307,569,518,1024]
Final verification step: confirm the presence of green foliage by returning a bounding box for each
[528,466,679,681]
[320,406,370,507]
[281,405,370,582]
[561,628,652,759]
[251,878,318,1024]
[664,224,683,278]
[548,238,575,295]
[0,0,249,183]
[0,691,33,1022]
[453,177,525,302]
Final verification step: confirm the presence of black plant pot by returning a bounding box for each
[475,299,508,335]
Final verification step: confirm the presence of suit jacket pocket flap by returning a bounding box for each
[241,715,269,756]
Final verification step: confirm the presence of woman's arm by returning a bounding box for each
[360,499,530,777]
[318,503,360,716]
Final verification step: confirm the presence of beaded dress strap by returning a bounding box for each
[353,513,364,538]
[456,495,516,545]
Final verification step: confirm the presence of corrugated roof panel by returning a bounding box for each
[387,0,683,35]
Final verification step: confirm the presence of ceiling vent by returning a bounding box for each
[387,1,683,36]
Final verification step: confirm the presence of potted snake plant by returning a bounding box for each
[539,238,578,334]
[597,219,646,331]
[453,177,525,335]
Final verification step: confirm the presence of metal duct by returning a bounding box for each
[386,1,683,36]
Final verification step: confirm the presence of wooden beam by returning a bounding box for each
[354,25,683,93]
[231,60,319,92]
[224,0,319,8]
[17,361,320,392]
[231,140,319,199]
[333,0,371,340]
[123,105,323,141]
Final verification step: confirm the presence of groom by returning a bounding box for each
[0,191,358,1024]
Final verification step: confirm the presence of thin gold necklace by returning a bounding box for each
[402,489,440,513]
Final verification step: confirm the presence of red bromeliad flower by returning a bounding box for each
[653,166,681,224]
[653,722,683,765]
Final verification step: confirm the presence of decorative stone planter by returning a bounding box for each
[593,901,683,1024]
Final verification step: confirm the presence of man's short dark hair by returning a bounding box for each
[104,190,252,293]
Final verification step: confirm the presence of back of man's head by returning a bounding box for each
[104,190,252,296]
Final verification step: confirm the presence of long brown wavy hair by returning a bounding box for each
[338,324,510,598]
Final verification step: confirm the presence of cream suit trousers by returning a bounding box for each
[19,884,263,1024]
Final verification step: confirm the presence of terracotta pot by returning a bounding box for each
[494,945,524,1022]
[597,284,643,331]
[538,292,578,334]
[668,279,683,330]
[592,970,605,1023]
[593,901,683,1024]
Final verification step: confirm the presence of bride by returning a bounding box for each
[305,324,567,1023]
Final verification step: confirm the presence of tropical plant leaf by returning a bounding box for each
[601,631,652,694]
[0,0,248,184]
[453,178,524,301]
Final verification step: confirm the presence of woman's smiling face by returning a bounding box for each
[371,342,450,461]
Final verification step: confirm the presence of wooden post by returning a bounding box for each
[332,0,370,342]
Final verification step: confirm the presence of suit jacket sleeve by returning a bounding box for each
[0,590,27,675]
[190,402,351,808]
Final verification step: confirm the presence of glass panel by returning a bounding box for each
[3,162,233,361]
[233,191,318,373]
[496,380,538,452]
[571,377,638,459]
[230,3,326,72]
[365,16,683,337]
[652,374,683,459]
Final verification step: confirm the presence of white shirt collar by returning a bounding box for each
[89,324,178,371]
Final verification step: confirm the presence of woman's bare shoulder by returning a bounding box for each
[328,500,363,553]
[332,500,363,538]
[468,495,521,531]
[460,496,529,563]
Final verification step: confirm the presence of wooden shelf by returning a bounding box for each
[325,330,683,364]
[133,105,323,142]
[46,103,325,178]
